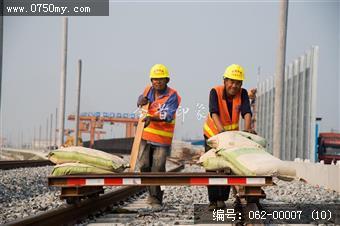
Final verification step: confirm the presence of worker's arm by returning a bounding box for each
[211,113,225,133]
[142,115,168,128]
[243,113,257,134]
[244,113,252,130]
[142,115,163,127]
[241,89,256,134]
[209,89,225,133]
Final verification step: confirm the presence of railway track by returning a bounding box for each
[86,166,267,226]
[0,160,339,226]
[4,160,265,225]
[4,160,185,226]
[4,160,271,226]
[0,160,54,170]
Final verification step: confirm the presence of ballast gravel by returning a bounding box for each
[0,164,338,225]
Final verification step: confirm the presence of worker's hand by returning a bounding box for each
[142,116,151,128]
[137,96,149,107]
[243,129,257,134]
[218,129,226,134]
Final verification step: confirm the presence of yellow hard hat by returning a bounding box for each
[150,64,170,79]
[223,64,245,81]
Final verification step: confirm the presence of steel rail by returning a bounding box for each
[4,161,184,226]
[0,160,54,170]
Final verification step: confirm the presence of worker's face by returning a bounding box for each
[151,78,169,91]
[224,78,242,96]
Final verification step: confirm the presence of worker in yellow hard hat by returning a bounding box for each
[136,64,181,208]
[203,64,255,210]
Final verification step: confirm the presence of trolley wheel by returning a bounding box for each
[88,193,100,199]
[66,197,81,205]
[245,196,260,204]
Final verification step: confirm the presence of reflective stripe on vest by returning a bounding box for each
[141,86,181,145]
[144,127,173,138]
[224,124,239,131]
[203,85,241,138]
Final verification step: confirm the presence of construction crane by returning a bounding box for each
[67,115,138,148]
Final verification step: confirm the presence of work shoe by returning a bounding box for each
[217,200,226,209]
[146,196,153,204]
[151,202,162,209]
[147,196,162,209]
[147,196,160,204]
[208,202,217,211]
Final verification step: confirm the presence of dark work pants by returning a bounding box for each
[204,137,230,202]
[137,140,169,203]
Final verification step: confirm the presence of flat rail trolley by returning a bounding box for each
[48,172,273,204]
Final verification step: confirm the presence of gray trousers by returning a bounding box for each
[137,140,169,203]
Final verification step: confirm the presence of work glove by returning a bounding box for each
[142,116,151,128]
[137,96,149,107]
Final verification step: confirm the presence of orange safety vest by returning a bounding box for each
[203,85,241,138]
[141,86,181,145]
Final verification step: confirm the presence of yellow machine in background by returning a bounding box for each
[64,131,83,147]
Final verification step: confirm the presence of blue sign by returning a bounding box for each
[80,112,137,119]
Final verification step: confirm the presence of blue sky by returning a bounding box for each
[1,1,339,144]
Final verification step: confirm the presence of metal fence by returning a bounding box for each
[255,46,319,161]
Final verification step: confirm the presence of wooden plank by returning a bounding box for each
[129,104,149,172]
